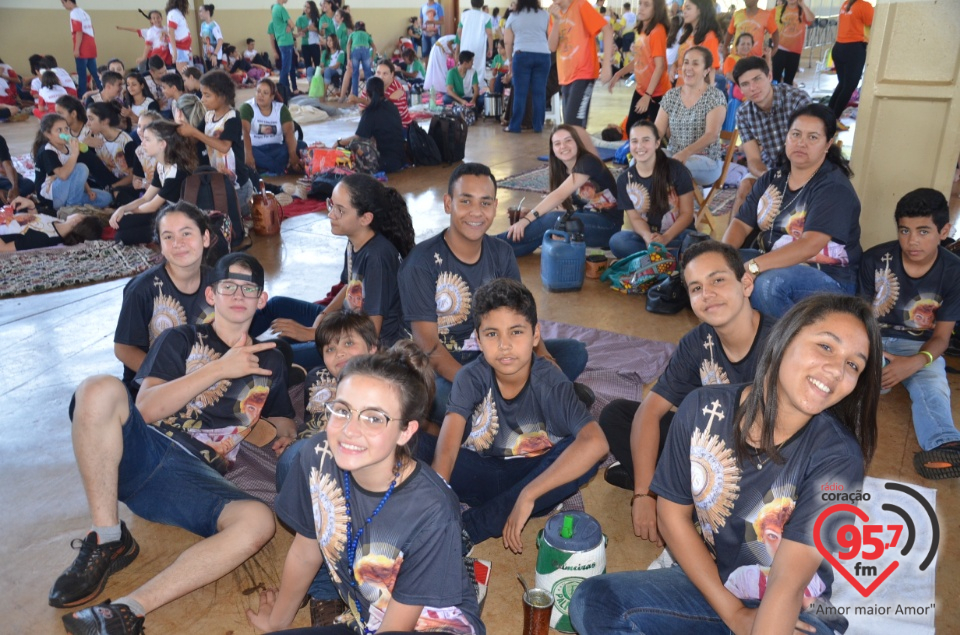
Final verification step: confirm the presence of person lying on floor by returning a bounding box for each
[420,278,609,554]
[397,162,588,426]
[598,240,775,551]
[51,252,295,635]
[0,197,101,252]
[859,187,960,480]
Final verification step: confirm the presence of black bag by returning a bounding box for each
[308,171,347,200]
[180,166,246,250]
[646,271,688,314]
[428,113,468,164]
[407,122,442,166]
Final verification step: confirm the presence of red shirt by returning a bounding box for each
[70,7,98,58]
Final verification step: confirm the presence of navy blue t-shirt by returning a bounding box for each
[340,232,404,347]
[652,313,776,406]
[447,355,592,457]
[570,153,622,226]
[398,230,520,353]
[616,158,695,234]
[859,241,960,342]
[114,263,215,384]
[652,384,863,603]
[275,433,486,634]
[735,161,861,286]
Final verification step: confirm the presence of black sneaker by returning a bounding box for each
[603,462,633,491]
[309,598,346,627]
[49,522,140,608]
[62,601,144,635]
[573,382,596,409]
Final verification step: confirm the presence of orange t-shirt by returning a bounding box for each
[556,0,608,85]
[675,30,721,86]
[632,23,671,97]
[727,8,777,57]
[837,0,874,44]
[776,5,813,55]
[722,53,741,77]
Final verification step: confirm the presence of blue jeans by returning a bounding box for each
[250,296,326,370]
[496,210,621,258]
[609,228,690,259]
[75,57,102,93]
[417,434,598,543]
[570,566,834,635]
[421,33,439,58]
[275,438,340,601]
[51,163,112,210]
[252,141,307,176]
[429,339,588,424]
[672,152,722,186]
[739,249,855,319]
[111,391,256,538]
[882,337,960,451]
[509,51,551,133]
[350,46,372,96]
[279,44,296,92]
[323,66,342,89]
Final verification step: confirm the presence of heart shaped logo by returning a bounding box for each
[813,503,899,597]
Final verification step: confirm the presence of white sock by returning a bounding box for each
[114,596,146,617]
[92,524,122,544]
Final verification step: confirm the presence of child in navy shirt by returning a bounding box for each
[424,278,609,553]
[859,188,960,479]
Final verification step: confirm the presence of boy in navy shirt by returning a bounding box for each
[423,278,609,553]
[859,188,960,479]
[599,240,775,545]
[52,253,295,635]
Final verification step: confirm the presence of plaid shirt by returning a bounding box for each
[735,83,812,168]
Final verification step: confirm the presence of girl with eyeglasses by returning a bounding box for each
[247,341,486,634]
[250,174,415,370]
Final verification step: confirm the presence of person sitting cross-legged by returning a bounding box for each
[860,188,960,480]
[51,253,296,635]
[420,278,609,554]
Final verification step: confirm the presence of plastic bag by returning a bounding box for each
[309,71,325,98]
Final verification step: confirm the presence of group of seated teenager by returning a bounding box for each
[42,124,960,635]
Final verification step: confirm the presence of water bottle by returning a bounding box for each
[59,133,88,153]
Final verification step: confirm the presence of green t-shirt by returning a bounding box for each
[446,66,478,98]
[272,4,294,46]
[319,14,336,38]
[349,30,373,50]
[295,15,311,45]
[321,50,345,69]
[491,54,508,73]
[335,23,349,48]
[408,59,426,78]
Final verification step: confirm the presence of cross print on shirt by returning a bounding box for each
[881,252,892,272]
[314,439,334,472]
[703,333,716,359]
[702,399,725,428]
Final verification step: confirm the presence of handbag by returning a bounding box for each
[250,182,283,236]
[646,271,688,314]
[600,243,676,295]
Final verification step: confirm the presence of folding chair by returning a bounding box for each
[694,129,739,238]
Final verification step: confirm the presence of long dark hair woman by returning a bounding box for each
[827,0,873,129]
[609,120,695,257]
[609,0,672,131]
[500,123,622,256]
[675,0,722,84]
[335,77,405,174]
[249,173,415,369]
[571,293,881,635]
[722,103,861,319]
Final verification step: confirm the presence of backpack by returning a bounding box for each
[347,137,380,175]
[180,166,246,250]
[428,113,468,165]
[407,122,442,166]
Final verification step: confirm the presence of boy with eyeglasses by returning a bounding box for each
[52,253,295,635]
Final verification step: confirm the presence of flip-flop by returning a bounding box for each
[913,441,960,480]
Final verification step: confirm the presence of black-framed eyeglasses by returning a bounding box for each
[325,401,403,435]
[214,280,262,298]
[326,198,349,219]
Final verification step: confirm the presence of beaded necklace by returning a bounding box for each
[343,461,403,635]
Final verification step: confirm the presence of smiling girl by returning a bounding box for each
[113,202,214,388]
[572,293,881,635]
[246,342,486,635]
[609,120,695,257]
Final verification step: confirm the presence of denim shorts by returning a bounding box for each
[176,49,191,64]
[117,394,256,538]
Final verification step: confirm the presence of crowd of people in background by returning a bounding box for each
[2,2,959,635]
